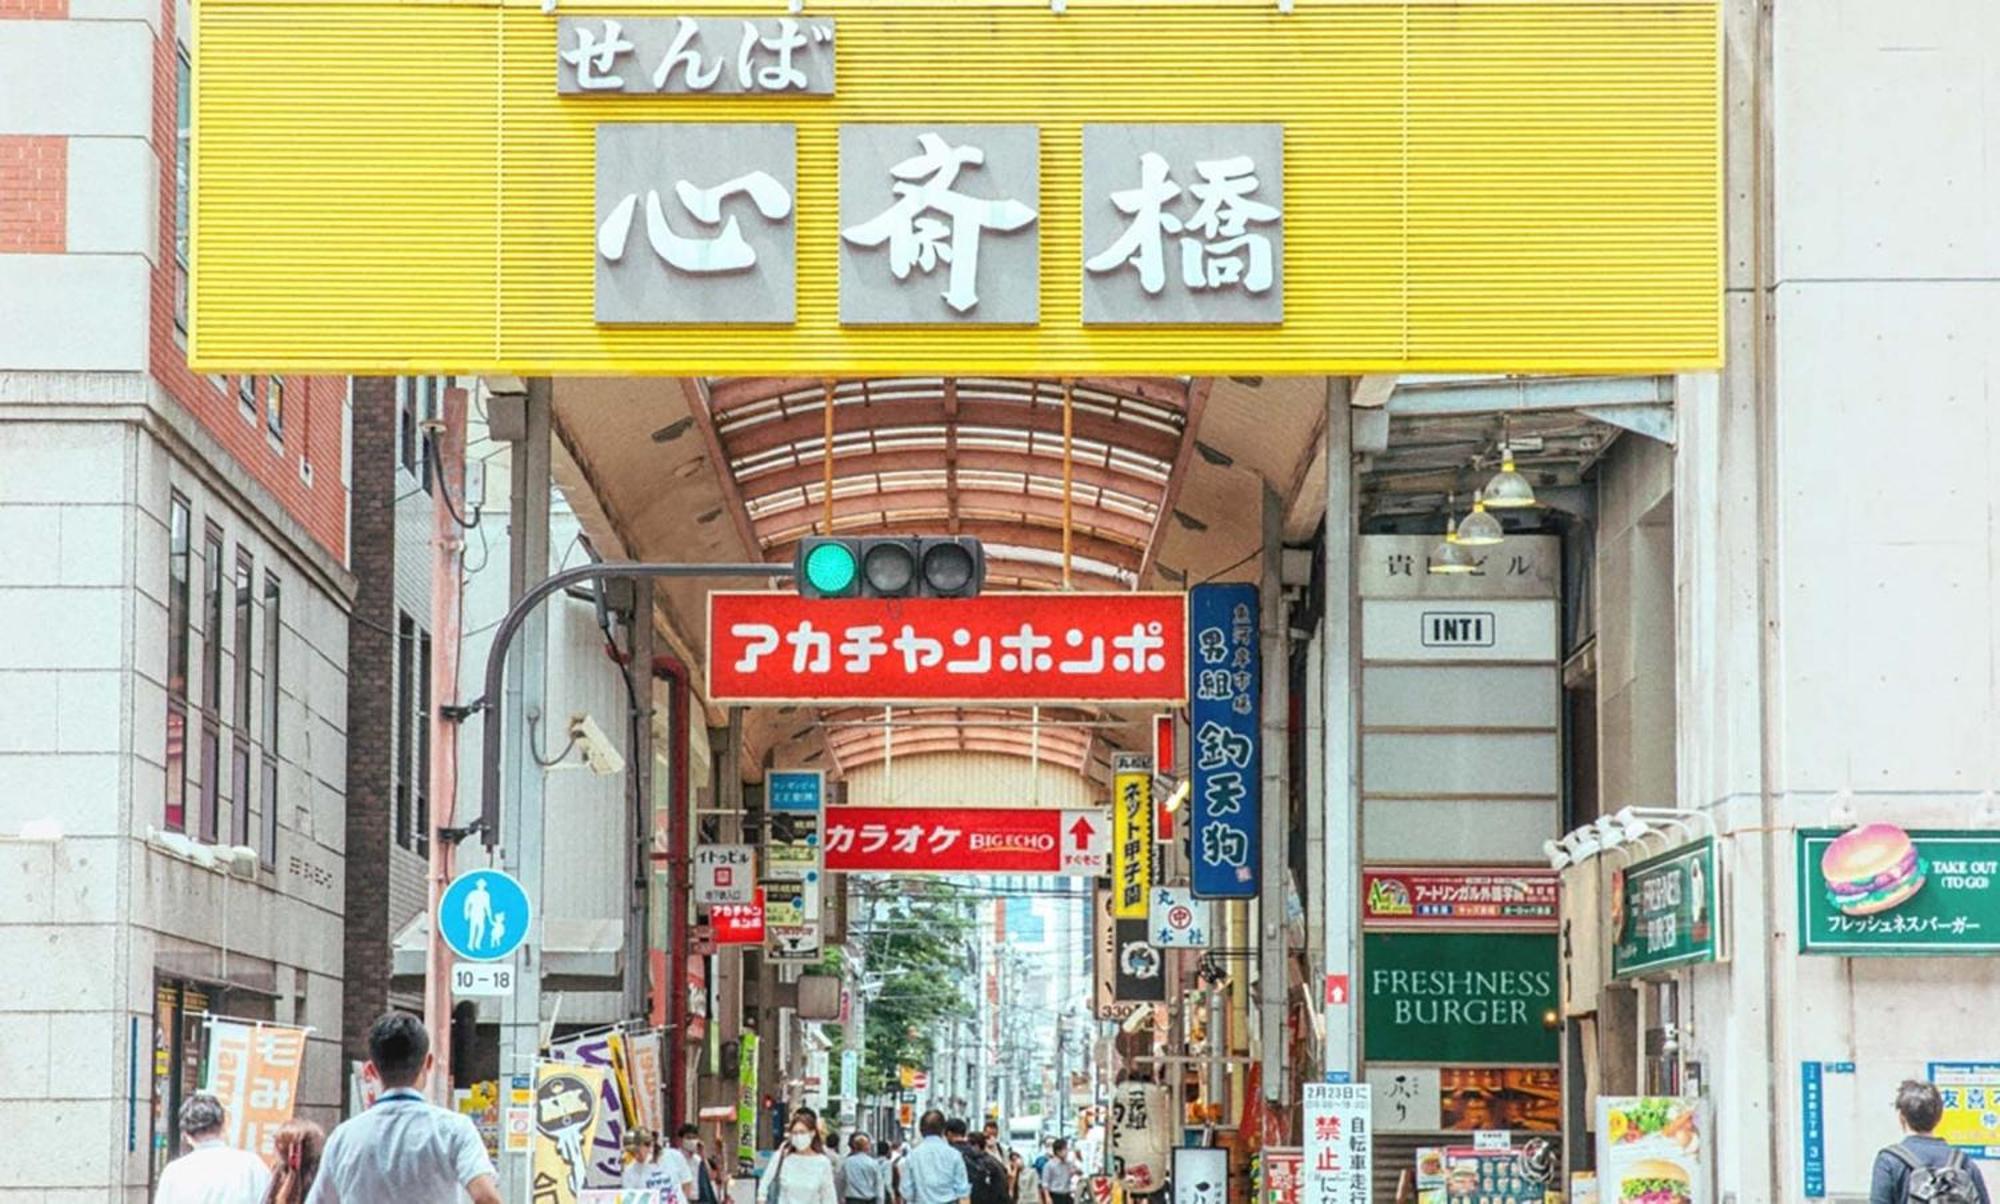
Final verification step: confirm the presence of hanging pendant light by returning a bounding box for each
[1456,496,1505,546]
[1428,497,1479,575]
[1483,418,1538,509]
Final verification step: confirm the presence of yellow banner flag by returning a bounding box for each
[535,1061,607,1204]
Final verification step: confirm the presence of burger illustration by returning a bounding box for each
[1618,1159,1691,1204]
[1820,822,1927,916]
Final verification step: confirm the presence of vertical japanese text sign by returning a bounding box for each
[1112,752,1155,919]
[1303,1083,1372,1204]
[1189,583,1261,898]
[764,769,823,883]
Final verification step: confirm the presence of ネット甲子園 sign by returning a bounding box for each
[1613,838,1721,977]
[1799,826,2000,954]
[1111,753,1155,919]
[1362,932,1559,1065]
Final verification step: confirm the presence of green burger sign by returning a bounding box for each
[1363,932,1559,1064]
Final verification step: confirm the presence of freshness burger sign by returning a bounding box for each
[1799,825,2000,954]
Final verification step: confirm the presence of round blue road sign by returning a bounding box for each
[438,868,532,962]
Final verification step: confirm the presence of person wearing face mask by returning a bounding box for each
[763,1114,840,1204]
[624,1128,699,1204]
[678,1123,720,1204]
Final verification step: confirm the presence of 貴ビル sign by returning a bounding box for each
[1362,932,1559,1065]
[1362,867,1559,930]
[1798,827,2000,954]
[1613,838,1720,976]
[1188,583,1260,898]
[707,593,1185,704]
[821,805,1107,877]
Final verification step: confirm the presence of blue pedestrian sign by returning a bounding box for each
[438,868,532,963]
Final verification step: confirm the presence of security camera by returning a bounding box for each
[570,713,626,777]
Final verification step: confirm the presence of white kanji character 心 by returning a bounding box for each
[731,623,780,672]
[841,133,1038,314]
[598,172,792,276]
[562,19,636,91]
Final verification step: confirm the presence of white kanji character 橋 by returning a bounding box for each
[842,133,1037,314]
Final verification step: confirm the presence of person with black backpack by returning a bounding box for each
[949,1121,1011,1204]
[1870,1080,1991,1204]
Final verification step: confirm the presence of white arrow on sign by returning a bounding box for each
[1060,809,1110,876]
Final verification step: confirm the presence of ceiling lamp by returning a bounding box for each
[1428,499,1478,575]
[1456,496,1505,547]
[1483,419,1538,509]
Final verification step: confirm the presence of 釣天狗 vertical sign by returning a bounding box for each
[1188,583,1260,898]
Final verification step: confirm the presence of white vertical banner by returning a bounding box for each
[1303,1083,1371,1204]
[626,1030,666,1135]
[203,1019,311,1164]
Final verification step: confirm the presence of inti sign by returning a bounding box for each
[821,806,1108,877]
[707,593,1186,704]
[1188,583,1260,898]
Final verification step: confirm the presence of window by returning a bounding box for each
[267,377,286,442]
[174,45,191,332]
[165,494,192,832]
[394,611,415,850]
[198,525,224,844]
[230,549,254,848]
[260,574,281,866]
[397,379,419,476]
[415,629,432,856]
[418,377,438,495]
[238,374,258,418]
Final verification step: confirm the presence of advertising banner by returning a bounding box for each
[546,1031,635,1188]
[1362,868,1560,931]
[1927,1063,2000,1156]
[455,1082,503,1161]
[1108,1081,1173,1195]
[765,769,823,882]
[1112,753,1155,919]
[1798,826,2000,954]
[712,889,768,945]
[708,593,1186,704]
[1595,1097,1707,1204]
[1302,1083,1371,1204]
[202,1019,310,1164]
[1261,1148,1303,1204]
[764,879,823,960]
[822,805,1110,876]
[695,845,757,906]
[1093,885,1136,1019]
[1147,885,1214,948]
[625,1030,665,1136]
[1360,932,1559,1064]
[737,1032,760,1169]
[1113,916,1167,1004]
[1612,839,1720,976]
[1188,582,1261,898]
[1438,1067,1562,1133]
[535,1061,607,1204]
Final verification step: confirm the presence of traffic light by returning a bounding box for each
[794,536,985,599]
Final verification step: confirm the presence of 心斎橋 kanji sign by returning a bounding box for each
[190,0,1723,375]
[706,592,1186,704]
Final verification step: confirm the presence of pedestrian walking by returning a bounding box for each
[961,1133,1010,1204]
[845,1133,888,1204]
[154,1092,273,1204]
[626,1126,700,1204]
[305,1011,502,1204]
[901,1110,972,1204]
[680,1122,721,1204]
[763,1112,842,1204]
[1870,1079,1990,1204]
[1008,1147,1043,1204]
[264,1118,325,1204]
[1040,1139,1077,1204]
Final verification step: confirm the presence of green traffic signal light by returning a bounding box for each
[802,541,860,596]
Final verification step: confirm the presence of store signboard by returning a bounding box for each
[1361,932,1559,1065]
[1595,1098,1708,1204]
[1367,1066,1560,1134]
[1927,1063,2000,1156]
[708,593,1185,704]
[711,889,766,945]
[821,805,1108,876]
[1302,1083,1371,1204]
[765,769,822,882]
[694,844,756,906]
[763,879,821,960]
[555,16,838,97]
[1147,886,1214,949]
[736,1032,760,1167]
[1799,827,2000,954]
[1261,1148,1303,1204]
[1411,1146,1556,1204]
[1172,1148,1230,1204]
[1362,868,1559,931]
[1188,583,1261,898]
[1109,1081,1174,1195]
[1613,838,1720,976]
[1112,753,1155,919]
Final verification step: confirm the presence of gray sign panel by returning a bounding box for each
[594,123,796,325]
[557,16,835,96]
[839,124,1040,326]
[1082,123,1283,326]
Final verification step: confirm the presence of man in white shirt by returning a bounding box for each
[306,1011,503,1204]
[624,1127,699,1204]
[155,1092,273,1204]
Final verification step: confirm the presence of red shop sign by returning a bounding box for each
[706,592,1187,704]
[823,805,1108,876]
[1262,1148,1303,1204]
[710,888,766,944]
[1361,866,1560,930]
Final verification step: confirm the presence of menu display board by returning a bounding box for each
[1412,1145,1557,1203]
[1595,1097,1707,1204]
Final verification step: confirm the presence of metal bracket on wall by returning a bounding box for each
[1578,403,1676,445]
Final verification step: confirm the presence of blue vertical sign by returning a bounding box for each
[1802,1061,1826,1198]
[1189,583,1260,898]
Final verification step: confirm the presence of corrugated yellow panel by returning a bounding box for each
[191,0,1721,376]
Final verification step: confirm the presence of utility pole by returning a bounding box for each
[1258,483,1290,1104]
[1321,379,1359,1081]
[422,379,469,1099]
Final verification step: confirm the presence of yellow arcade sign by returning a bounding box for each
[1112,752,1154,919]
[190,0,1720,376]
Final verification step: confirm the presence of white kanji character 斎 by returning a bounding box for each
[925,826,962,854]
[893,625,945,674]
[1058,629,1105,674]
[841,133,1037,314]
[653,16,723,91]
[735,18,810,91]
[562,19,635,91]
[892,824,924,854]
[786,621,831,673]
[999,623,1054,673]
[1181,155,1278,292]
[839,625,888,673]
[1111,622,1168,673]
[731,623,780,672]
[945,629,993,674]
[1194,720,1253,770]
[824,824,855,854]
[1084,150,1184,294]
[860,823,891,853]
